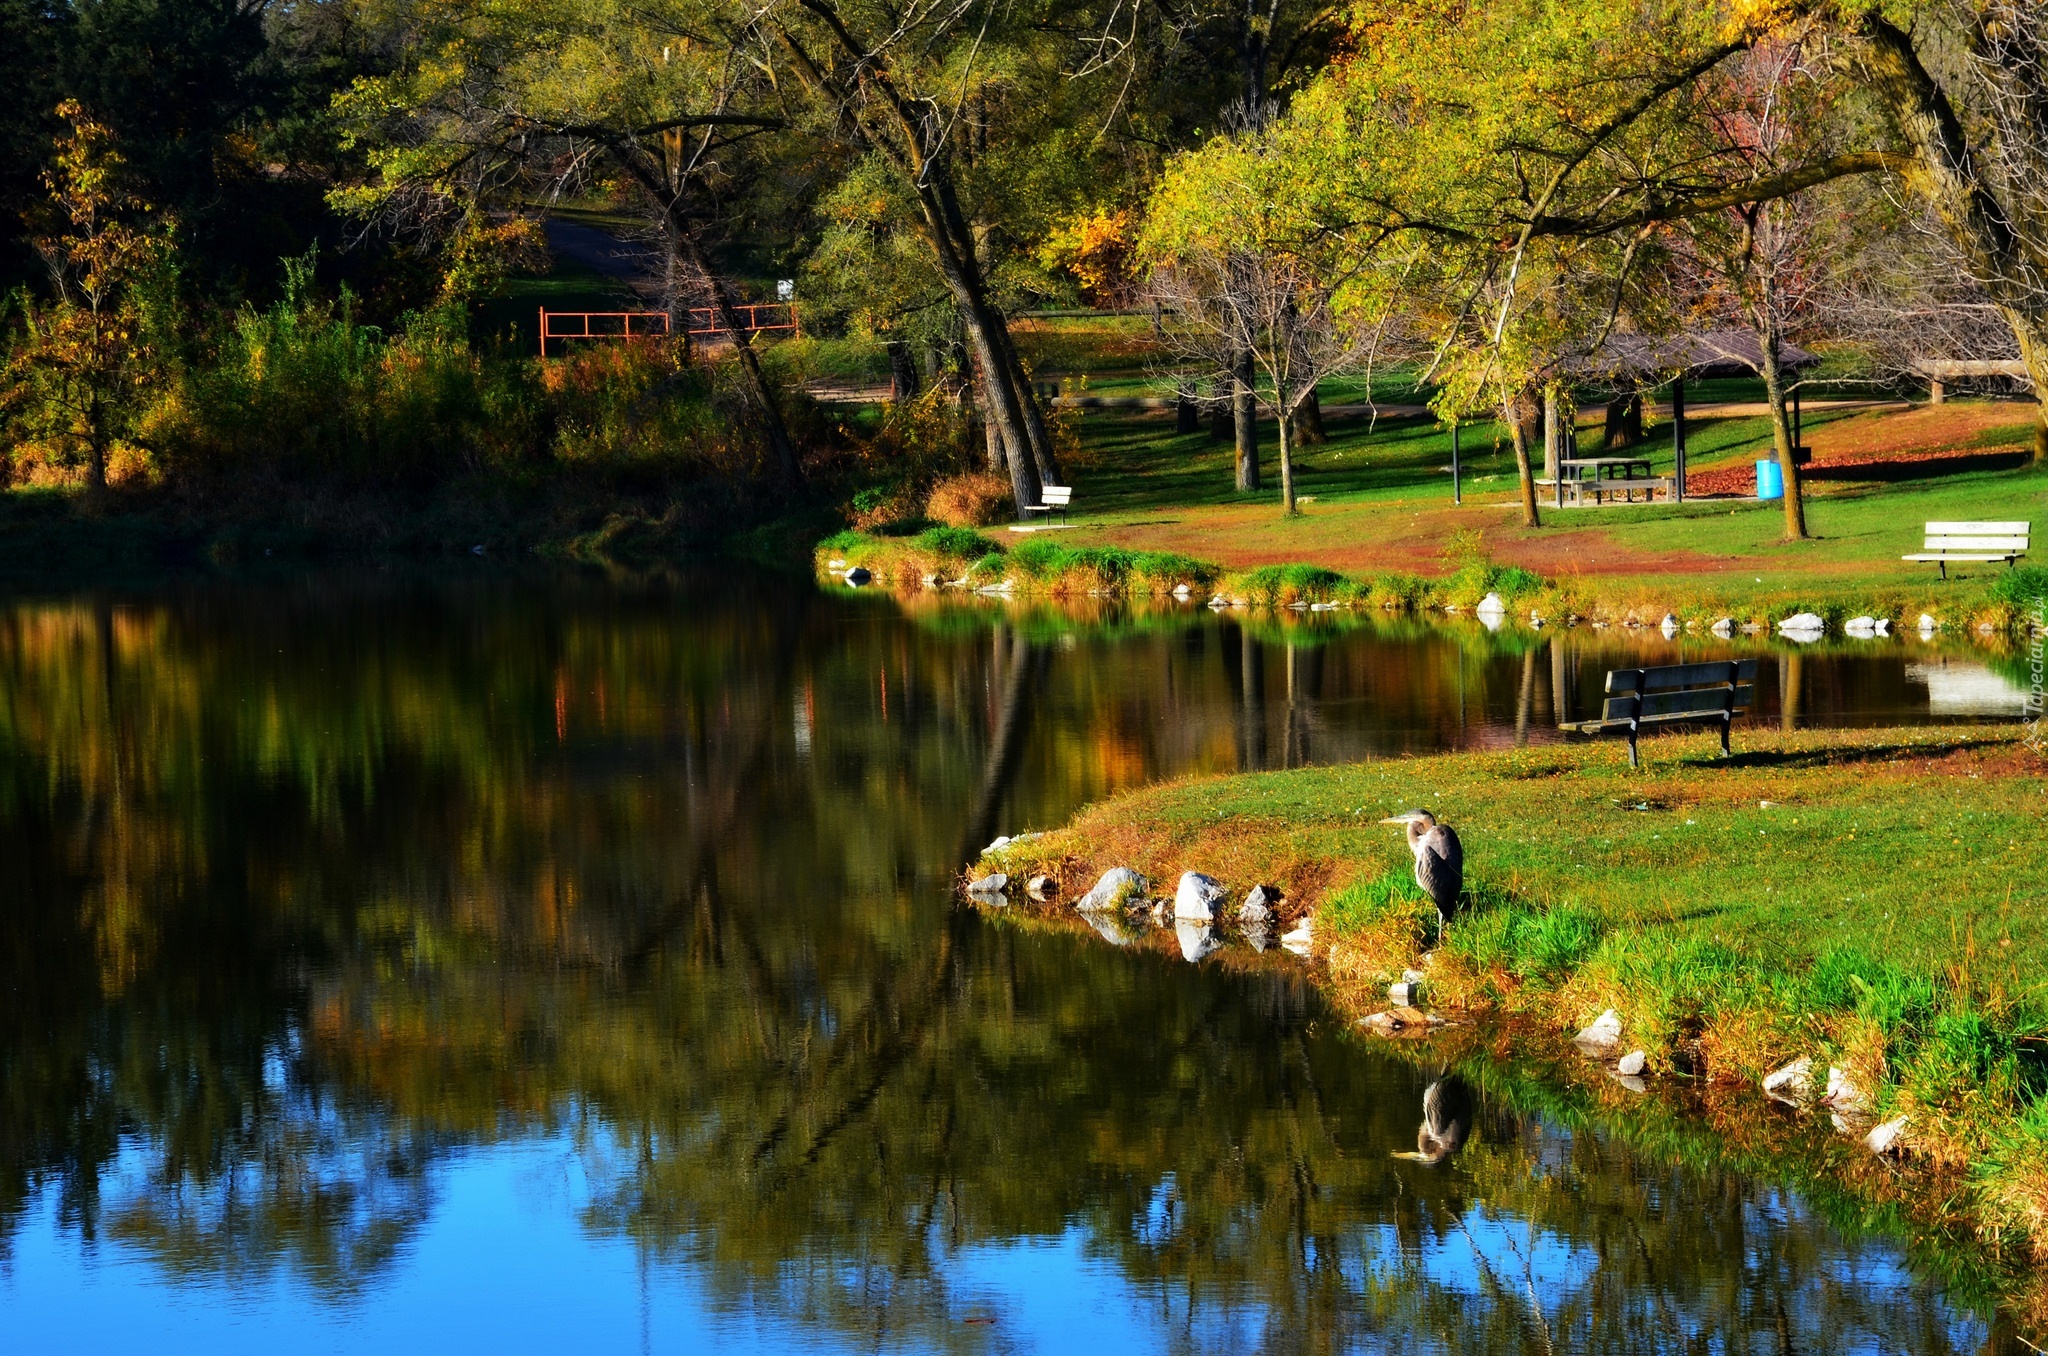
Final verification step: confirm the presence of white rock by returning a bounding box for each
[1611,1073,1649,1094]
[1175,871,1229,922]
[1918,613,1939,632]
[1822,1065,1870,1117]
[1659,614,1680,637]
[1076,867,1148,913]
[1402,969,1427,985]
[1025,875,1057,900]
[1280,915,1315,956]
[1617,1049,1647,1077]
[1475,592,1506,616]
[1763,1056,1815,1105]
[1243,924,1272,953]
[1844,616,1878,637]
[1740,622,1765,635]
[844,567,872,586]
[1530,616,1545,629]
[1388,981,1420,1006]
[1865,1114,1910,1156]
[1777,612,1824,633]
[1080,911,1137,946]
[983,836,1012,853]
[1573,1009,1624,1053]
[1874,618,1890,635]
[1176,921,1222,963]
[1238,884,1280,925]
[1711,617,1736,637]
[1172,583,1191,598]
[966,872,1008,895]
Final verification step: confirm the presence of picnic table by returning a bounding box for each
[1544,456,1671,507]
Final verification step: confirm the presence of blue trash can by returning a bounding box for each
[1755,458,1784,500]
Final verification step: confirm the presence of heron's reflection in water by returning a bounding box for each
[1393,1075,1474,1164]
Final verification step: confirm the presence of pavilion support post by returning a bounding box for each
[1672,377,1687,503]
[1451,423,1461,505]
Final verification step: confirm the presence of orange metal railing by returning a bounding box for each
[537,303,799,355]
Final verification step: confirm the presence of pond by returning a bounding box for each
[0,567,2033,1352]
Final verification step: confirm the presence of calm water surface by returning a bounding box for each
[0,568,2031,1353]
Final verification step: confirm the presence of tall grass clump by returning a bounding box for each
[1234,563,1347,605]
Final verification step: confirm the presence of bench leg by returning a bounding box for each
[1938,560,1947,581]
[1720,714,1731,758]
[1627,724,1639,769]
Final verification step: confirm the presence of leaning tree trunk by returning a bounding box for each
[1506,388,1542,529]
[1233,349,1259,491]
[1859,15,2048,465]
[929,176,1063,488]
[1756,334,1809,540]
[2006,306,2048,465]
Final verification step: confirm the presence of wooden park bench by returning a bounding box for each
[1029,484,1073,523]
[1561,659,1756,767]
[1902,520,2030,579]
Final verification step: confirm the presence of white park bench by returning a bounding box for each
[1029,484,1072,523]
[1901,521,2030,579]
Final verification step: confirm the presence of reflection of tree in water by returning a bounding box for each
[0,573,2013,1350]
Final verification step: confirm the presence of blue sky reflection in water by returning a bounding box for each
[0,568,2029,1353]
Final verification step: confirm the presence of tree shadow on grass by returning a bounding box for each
[1711,739,1999,771]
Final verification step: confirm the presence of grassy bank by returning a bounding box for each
[970,724,2048,1306]
[819,526,2048,632]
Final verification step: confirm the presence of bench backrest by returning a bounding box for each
[1600,659,1757,721]
[1922,521,2029,552]
[1042,485,1073,506]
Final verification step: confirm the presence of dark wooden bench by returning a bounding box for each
[1561,660,1756,767]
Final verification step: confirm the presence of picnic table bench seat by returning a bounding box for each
[1561,659,1757,767]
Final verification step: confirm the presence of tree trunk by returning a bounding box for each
[1294,388,1326,445]
[1756,335,1809,540]
[1209,384,1232,442]
[86,390,108,496]
[1233,349,1259,491]
[1603,394,1641,448]
[1542,385,1563,482]
[1278,389,1297,514]
[1506,389,1541,529]
[887,340,920,402]
[926,174,1061,488]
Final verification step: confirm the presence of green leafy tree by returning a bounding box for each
[3,101,175,495]
[334,0,804,486]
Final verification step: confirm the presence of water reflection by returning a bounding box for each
[0,569,2028,1351]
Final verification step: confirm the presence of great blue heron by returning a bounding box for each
[1392,1076,1473,1164]
[1381,808,1464,935]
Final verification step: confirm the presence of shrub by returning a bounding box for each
[913,526,1000,560]
[926,471,1015,527]
[1988,564,2048,611]
[1236,563,1346,605]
